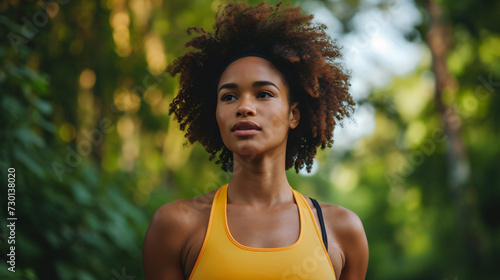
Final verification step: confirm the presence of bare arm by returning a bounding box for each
[142,201,189,280]
[328,206,369,280]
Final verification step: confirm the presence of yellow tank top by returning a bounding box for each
[189,184,336,280]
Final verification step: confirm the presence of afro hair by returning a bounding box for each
[167,1,355,173]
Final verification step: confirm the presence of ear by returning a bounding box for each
[289,102,300,129]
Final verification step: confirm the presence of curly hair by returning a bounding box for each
[167,1,355,173]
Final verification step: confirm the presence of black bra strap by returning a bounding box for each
[310,198,328,251]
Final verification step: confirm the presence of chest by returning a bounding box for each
[181,202,343,280]
[225,203,301,248]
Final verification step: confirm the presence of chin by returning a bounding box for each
[231,145,260,161]
[237,148,258,158]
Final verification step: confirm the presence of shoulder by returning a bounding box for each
[319,203,365,238]
[318,202,369,278]
[142,190,218,279]
[304,197,367,251]
[146,190,217,238]
[305,197,364,233]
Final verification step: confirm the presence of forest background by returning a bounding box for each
[1,0,499,279]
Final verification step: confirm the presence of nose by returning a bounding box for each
[236,95,256,117]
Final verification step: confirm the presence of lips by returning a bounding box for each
[232,121,261,131]
[231,121,261,136]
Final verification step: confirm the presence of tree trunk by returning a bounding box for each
[424,0,484,268]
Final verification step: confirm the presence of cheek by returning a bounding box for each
[216,105,228,133]
[269,107,291,134]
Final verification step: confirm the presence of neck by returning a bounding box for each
[227,153,293,207]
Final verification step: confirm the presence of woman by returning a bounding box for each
[143,2,368,279]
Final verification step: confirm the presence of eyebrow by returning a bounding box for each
[218,81,281,93]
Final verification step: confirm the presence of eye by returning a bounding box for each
[221,94,237,102]
[257,91,274,98]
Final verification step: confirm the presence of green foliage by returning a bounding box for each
[0,10,146,280]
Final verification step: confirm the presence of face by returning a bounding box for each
[216,56,300,160]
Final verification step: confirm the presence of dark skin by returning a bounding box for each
[143,57,369,280]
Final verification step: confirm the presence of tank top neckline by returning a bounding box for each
[187,183,337,280]
[222,183,304,252]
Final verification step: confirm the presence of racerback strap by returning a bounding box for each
[310,198,328,251]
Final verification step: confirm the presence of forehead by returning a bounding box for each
[218,56,287,88]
